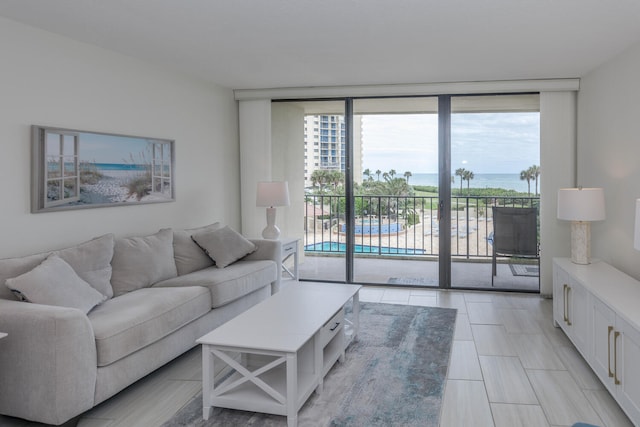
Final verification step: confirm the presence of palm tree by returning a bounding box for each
[375,169,382,181]
[404,171,412,185]
[388,169,397,179]
[363,168,371,181]
[520,168,534,195]
[529,165,541,195]
[455,168,466,193]
[462,169,474,191]
[329,170,344,191]
[311,169,330,193]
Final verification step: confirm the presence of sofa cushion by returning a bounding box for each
[88,286,210,366]
[191,226,256,269]
[173,222,222,276]
[0,234,115,301]
[0,252,48,300]
[5,255,107,314]
[153,260,276,308]
[110,228,178,297]
[54,234,115,299]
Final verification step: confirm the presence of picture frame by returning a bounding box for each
[31,125,175,213]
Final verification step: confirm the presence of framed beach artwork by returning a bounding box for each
[31,125,175,213]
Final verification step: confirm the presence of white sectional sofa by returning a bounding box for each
[0,223,280,425]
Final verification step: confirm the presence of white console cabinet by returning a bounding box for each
[553,264,589,357]
[553,258,640,425]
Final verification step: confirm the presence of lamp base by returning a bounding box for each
[262,207,281,240]
[570,221,591,264]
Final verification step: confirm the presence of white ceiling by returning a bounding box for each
[1,0,640,90]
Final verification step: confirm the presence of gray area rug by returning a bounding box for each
[509,264,540,277]
[163,302,457,427]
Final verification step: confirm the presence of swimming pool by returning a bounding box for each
[305,242,425,255]
[340,222,401,234]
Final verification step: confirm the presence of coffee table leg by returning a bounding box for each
[314,333,323,394]
[286,352,298,427]
[202,344,214,420]
[353,291,360,340]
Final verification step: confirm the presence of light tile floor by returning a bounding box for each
[0,282,633,427]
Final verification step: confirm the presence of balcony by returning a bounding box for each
[301,194,540,292]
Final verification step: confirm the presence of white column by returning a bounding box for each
[239,99,272,238]
[272,103,306,249]
[540,91,577,295]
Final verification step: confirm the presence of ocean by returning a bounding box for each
[407,173,538,193]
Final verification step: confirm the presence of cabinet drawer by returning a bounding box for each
[320,308,344,346]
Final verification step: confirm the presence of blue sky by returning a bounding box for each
[79,132,159,164]
[362,113,540,174]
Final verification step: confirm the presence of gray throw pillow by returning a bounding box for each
[173,222,222,275]
[191,226,257,269]
[110,228,178,297]
[54,234,115,299]
[5,255,107,314]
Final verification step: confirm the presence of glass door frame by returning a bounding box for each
[290,93,539,291]
[438,95,452,289]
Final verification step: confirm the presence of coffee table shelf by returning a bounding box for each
[198,283,360,427]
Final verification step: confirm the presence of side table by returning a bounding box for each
[280,237,300,280]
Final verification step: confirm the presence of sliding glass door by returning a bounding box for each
[299,100,347,282]
[281,93,540,292]
[351,98,439,285]
[449,95,540,291]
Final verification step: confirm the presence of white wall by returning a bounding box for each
[578,40,640,279]
[0,17,239,258]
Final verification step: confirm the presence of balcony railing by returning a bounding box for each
[304,195,539,259]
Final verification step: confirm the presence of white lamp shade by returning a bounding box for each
[256,181,290,207]
[557,188,606,221]
[634,199,640,250]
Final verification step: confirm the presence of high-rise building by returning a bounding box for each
[303,115,362,188]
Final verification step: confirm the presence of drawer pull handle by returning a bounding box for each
[330,322,341,331]
[614,331,621,385]
[608,326,614,378]
[563,284,568,323]
[565,285,572,326]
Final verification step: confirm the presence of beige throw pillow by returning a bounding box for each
[5,255,107,314]
[191,226,256,268]
[110,228,178,296]
[173,222,222,275]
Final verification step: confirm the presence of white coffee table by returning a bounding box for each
[197,283,361,427]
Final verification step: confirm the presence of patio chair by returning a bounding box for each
[491,206,539,287]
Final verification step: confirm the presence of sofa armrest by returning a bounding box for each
[0,299,97,425]
[245,239,282,294]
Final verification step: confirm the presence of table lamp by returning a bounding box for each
[557,187,606,264]
[256,181,290,239]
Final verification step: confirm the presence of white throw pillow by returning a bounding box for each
[5,255,107,314]
[191,226,256,268]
